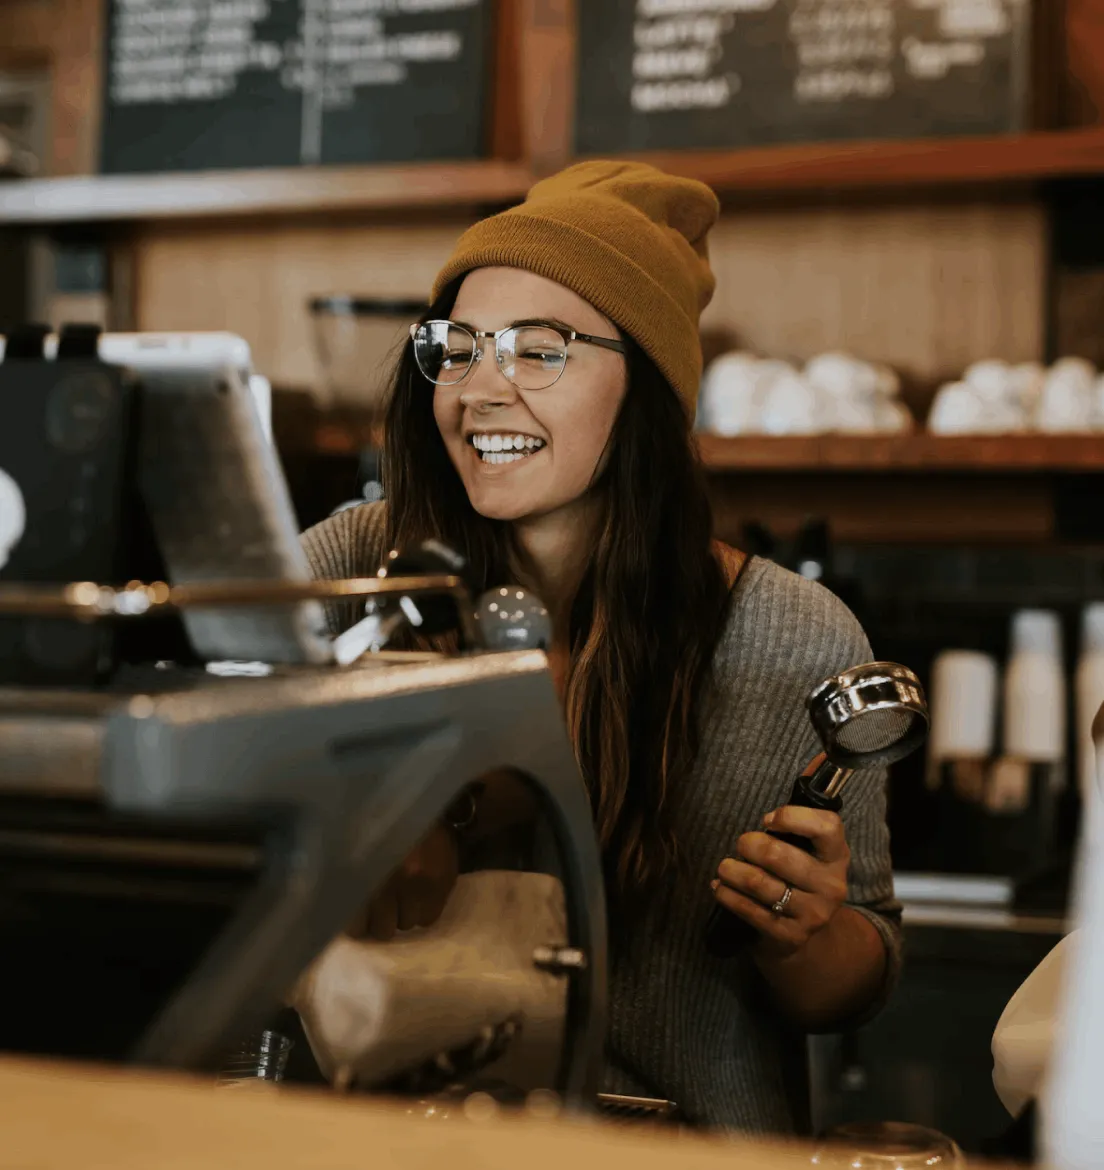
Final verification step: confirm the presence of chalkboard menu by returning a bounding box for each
[576,0,1032,156]
[101,0,491,174]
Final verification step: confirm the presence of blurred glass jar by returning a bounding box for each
[811,1122,964,1169]
[309,296,427,414]
[217,1029,293,1088]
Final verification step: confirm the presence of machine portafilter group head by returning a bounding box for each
[331,544,554,665]
[379,541,473,640]
[802,661,929,800]
[331,540,477,664]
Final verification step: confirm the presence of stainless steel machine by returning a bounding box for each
[0,642,607,1104]
[0,328,607,1110]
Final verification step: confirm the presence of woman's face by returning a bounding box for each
[432,267,628,523]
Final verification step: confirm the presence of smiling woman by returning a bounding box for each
[300,161,901,1136]
[429,268,629,525]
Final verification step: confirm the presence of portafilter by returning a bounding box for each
[705,661,928,959]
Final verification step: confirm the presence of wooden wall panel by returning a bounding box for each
[700,199,1048,411]
[1064,0,1104,126]
[133,217,475,390]
[50,0,103,175]
[519,0,575,174]
[0,0,53,65]
[0,0,103,174]
[1054,267,1104,368]
[133,197,1048,406]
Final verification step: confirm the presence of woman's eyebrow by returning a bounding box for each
[447,316,583,333]
[509,316,578,332]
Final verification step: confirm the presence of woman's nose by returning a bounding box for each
[458,345,517,410]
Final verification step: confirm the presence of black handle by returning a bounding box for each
[704,775,843,959]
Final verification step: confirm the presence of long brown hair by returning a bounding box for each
[383,280,731,899]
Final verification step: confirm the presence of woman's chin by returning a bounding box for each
[461,477,553,522]
[467,492,537,522]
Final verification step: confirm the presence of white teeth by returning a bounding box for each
[469,434,546,463]
[480,451,527,465]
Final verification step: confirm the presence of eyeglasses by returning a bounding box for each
[410,319,625,391]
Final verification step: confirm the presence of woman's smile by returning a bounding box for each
[466,430,548,467]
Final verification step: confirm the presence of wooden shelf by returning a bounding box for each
[0,159,534,225]
[278,412,1104,472]
[630,127,1104,194]
[3,127,1104,225]
[697,433,1104,472]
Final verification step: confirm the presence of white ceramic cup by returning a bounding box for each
[928,382,987,434]
[698,352,762,435]
[929,649,999,760]
[1037,360,1097,433]
[1003,609,1066,764]
[0,467,26,571]
[964,359,1014,403]
[757,366,824,435]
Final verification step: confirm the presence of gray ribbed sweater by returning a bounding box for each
[301,502,902,1135]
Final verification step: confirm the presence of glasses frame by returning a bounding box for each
[409,319,626,390]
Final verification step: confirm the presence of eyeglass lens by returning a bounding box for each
[413,322,569,390]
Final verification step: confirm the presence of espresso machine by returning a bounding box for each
[0,326,607,1110]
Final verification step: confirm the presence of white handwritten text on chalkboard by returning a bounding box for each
[578,0,1030,154]
[101,0,490,172]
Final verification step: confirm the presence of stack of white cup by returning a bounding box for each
[697,350,913,436]
[928,612,1067,814]
[929,357,1104,435]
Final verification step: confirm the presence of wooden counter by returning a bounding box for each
[0,1055,809,1170]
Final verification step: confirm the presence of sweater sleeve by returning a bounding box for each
[299,501,390,635]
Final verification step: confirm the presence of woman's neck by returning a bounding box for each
[510,496,601,634]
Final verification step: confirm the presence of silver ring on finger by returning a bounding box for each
[771,885,794,916]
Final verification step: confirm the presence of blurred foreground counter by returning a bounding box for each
[0,1056,1005,1170]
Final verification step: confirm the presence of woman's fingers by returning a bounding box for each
[737,834,848,905]
[717,857,788,909]
[734,831,821,894]
[711,803,852,955]
[715,858,826,928]
[762,806,849,865]
[711,879,802,947]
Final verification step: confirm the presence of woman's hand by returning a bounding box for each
[346,820,460,941]
[711,805,850,959]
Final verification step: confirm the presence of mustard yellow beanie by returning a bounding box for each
[431,160,720,418]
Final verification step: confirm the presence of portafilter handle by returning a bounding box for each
[704,661,927,960]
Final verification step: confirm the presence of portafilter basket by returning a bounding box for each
[804,661,929,798]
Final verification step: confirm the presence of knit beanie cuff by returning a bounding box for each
[433,213,703,418]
